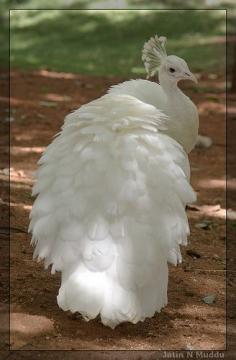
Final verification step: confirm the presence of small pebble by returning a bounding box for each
[4,116,14,122]
[208,73,218,80]
[185,344,194,350]
[148,331,157,337]
[202,294,216,304]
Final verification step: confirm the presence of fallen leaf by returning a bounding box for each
[186,249,201,258]
[186,204,201,211]
[202,204,221,212]
[36,113,45,119]
[195,222,211,230]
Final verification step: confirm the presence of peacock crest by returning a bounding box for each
[142,35,167,78]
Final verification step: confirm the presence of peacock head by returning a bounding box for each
[142,35,197,84]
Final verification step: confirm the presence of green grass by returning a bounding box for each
[7,7,229,76]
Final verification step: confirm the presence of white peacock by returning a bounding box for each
[29,35,199,329]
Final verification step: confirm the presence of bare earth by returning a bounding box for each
[1,68,234,356]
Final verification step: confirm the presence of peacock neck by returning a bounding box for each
[158,71,189,118]
[158,71,199,154]
[158,71,183,98]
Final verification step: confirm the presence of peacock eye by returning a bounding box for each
[169,67,175,73]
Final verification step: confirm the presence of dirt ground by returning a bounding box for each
[1,68,235,356]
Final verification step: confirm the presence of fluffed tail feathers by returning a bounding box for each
[30,93,196,328]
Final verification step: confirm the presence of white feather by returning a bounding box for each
[30,36,199,328]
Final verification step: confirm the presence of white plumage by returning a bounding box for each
[29,35,199,328]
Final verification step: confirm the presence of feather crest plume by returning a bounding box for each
[142,35,167,78]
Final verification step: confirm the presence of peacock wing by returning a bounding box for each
[29,93,195,327]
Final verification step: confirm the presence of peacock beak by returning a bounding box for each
[184,72,198,84]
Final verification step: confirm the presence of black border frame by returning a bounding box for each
[0,4,234,359]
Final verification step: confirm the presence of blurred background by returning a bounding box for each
[1,0,235,79]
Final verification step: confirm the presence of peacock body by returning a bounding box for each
[29,35,199,328]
